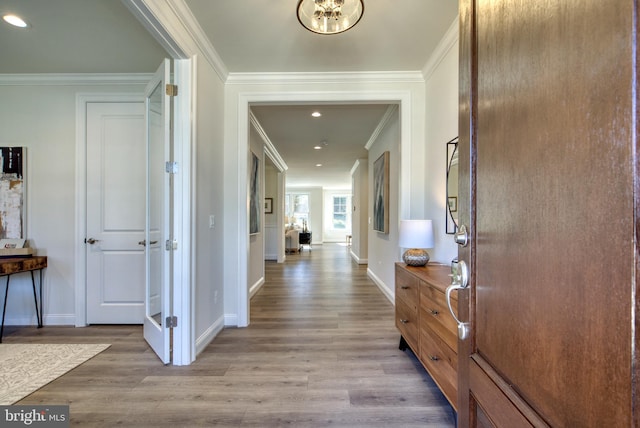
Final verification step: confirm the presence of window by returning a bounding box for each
[285,193,309,227]
[332,196,348,229]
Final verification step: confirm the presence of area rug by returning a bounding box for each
[0,343,110,404]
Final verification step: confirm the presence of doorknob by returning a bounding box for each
[85,238,99,245]
[454,224,469,247]
[138,240,158,246]
[446,259,470,340]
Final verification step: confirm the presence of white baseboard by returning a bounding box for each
[195,314,224,356]
[367,268,394,304]
[249,277,265,299]
[350,250,368,265]
[4,314,75,326]
[224,313,238,326]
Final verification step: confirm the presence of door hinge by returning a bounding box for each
[165,84,178,97]
[166,239,177,251]
[165,161,179,174]
[165,316,178,328]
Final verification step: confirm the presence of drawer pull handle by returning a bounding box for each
[429,355,440,361]
[400,319,408,324]
[400,286,409,290]
[429,309,439,315]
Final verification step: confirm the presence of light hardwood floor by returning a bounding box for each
[4,244,455,427]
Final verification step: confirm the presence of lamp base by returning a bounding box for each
[402,249,430,267]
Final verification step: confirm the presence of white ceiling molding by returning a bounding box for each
[226,71,425,86]
[250,111,288,172]
[0,73,153,86]
[364,104,399,151]
[124,0,229,81]
[422,16,459,81]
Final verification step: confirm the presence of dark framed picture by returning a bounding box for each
[264,198,273,214]
[448,196,457,213]
[373,151,390,234]
[249,152,260,235]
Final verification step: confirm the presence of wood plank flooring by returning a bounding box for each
[3,244,455,427]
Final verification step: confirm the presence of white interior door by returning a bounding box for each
[143,59,172,364]
[86,102,145,324]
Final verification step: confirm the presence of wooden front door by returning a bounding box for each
[457,1,638,426]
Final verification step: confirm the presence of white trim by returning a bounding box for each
[195,314,224,356]
[227,71,425,85]
[251,112,288,172]
[171,58,194,366]
[249,277,265,299]
[350,250,368,265]
[234,90,413,327]
[75,93,145,328]
[0,73,152,86]
[367,268,394,304]
[422,16,459,81]
[364,104,399,150]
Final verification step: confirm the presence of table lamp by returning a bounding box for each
[399,219,434,266]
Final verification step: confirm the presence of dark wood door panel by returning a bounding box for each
[459,0,637,426]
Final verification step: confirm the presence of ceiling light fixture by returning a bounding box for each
[316,164,323,167]
[311,111,322,117]
[3,14,29,28]
[297,0,364,35]
[314,146,322,150]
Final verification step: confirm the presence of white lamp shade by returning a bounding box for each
[399,220,434,249]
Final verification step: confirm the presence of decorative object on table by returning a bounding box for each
[0,238,33,258]
[249,152,260,234]
[398,219,434,266]
[296,0,364,35]
[0,147,25,240]
[373,151,390,234]
[446,137,459,234]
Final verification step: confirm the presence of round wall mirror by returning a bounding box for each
[446,138,459,234]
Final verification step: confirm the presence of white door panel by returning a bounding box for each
[86,102,145,324]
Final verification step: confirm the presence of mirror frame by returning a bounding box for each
[446,137,459,234]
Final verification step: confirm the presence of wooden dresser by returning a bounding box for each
[395,262,458,410]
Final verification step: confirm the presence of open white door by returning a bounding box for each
[143,59,172,364]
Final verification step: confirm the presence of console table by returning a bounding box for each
[0,256,47,342]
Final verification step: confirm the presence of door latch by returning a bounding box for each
[446,259,470,340]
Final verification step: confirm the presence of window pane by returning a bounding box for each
[333,196,347,229]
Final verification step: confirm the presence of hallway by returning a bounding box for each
[6,244,454,427]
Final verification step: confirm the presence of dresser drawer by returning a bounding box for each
[395,265,419,307]
[419,327,458,409]
[396,298,419,351]
[420,288,458,352]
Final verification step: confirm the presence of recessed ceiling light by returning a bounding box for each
[3,14,29,28]
[314,146,322,150]
[315,164,322,167]
[311,112,321,118]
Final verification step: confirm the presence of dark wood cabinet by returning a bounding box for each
[395,262,457,410]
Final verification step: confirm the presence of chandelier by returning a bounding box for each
[297,0,364,35]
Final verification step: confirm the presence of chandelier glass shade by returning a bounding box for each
[297,0,364,35]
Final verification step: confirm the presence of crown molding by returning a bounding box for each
[422,15,459,81]
[364,104,399,150]
[0,73,152,86]
[226,71,425,86]
[250,111,288,172]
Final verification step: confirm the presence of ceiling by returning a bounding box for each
[0,0,458,188]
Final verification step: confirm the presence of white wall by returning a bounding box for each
[423,22,459,265]
[248,126,265,295]
[366,110,401,300]
[193,57,226,354]
[350,159,368,264]
[264,161,278,261]
[0,81,146,326]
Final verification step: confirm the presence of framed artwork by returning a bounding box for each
[264,198,273,214]
[373,151,390,234]
[249,152,260,235]
[446,137,459,234]
[0,147,25,239]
